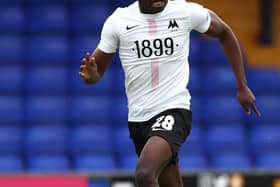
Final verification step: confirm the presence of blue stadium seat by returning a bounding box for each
[75,155,116,171]
[89,180,110,187]
[27,0,67,4]
[247,96,280,124]
[248,68,280,94]
[113,0,135,7]
[0,0,23,3]
[112,96,128,123]
[0,6,24,33]
[110,52,123,70]
[189,34,202,66]
[71,66,114,95]
[179,153,207,171]
[188,67,201,95]
[27,36,69,64]
[69,96,112,124]
[0,156,23,172]
[202,67,236,95]
[0,126,23,154]
[114,127,135,156]
[26,96,67,123]
[112,67,126,96]
[0,35,24,64]
[200,39,228,66]
[202,96,244,124]
[28,155,70,172]
[26,126,68,154]
[120,154,137,170]
[211,152,252,170]
[71,35,100,63]
[71,6,110,33]
[255,152,280,170]
[27,67,68,95]
[0,66,23,94]
[249,125,280,155]
[71,125,113,154]
[181,125,203,155]
[190,96,202,124]
[28,6,68,33]
[71,0,109,5]
[0,96,23,123]
[205,124,246,155]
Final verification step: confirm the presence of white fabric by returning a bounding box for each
[98,0,211,122]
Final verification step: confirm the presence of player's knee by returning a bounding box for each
[135,167,156,186]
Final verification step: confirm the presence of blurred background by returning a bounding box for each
[0,0,279,186]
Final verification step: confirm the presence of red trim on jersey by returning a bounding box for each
[151,58,159,90]
[148,19,157,36]
[148,19,159,90]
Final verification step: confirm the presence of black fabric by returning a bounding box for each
[128,108,192,164]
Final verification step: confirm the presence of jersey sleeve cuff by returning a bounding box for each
[97,42,117,54]
[196,11,211,33]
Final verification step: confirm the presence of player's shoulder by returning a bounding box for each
[169,0,205,10]
[166,0,205,16]
[186,1,206,10]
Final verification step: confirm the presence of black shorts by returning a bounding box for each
[128,108,192,165]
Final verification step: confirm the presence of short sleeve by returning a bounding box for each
[188,2,211,33]
[97,13,119,54]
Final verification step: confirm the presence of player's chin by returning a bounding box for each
[151,1,166,11]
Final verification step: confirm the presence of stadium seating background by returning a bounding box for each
[0,1,279,186]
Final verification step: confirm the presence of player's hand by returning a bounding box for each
[237,85,261,116]
[79,52,100,83]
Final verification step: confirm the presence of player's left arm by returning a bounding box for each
[204,10,261,116]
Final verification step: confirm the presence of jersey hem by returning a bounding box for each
[128,105,190,123]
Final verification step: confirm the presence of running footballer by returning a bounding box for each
[79,0,261,186]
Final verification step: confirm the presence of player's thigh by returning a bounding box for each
[136,136,173,178]
[158,163,183,187]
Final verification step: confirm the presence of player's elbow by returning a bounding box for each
[83,76,101,85]
[84,78,100,84]
[84,79,97,84]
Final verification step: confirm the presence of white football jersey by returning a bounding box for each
[98,0,211,122]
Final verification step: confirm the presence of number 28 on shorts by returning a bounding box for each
[151,115,175,131]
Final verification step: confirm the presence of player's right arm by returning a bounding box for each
[79,10,119,84]
[79,49,114,84]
